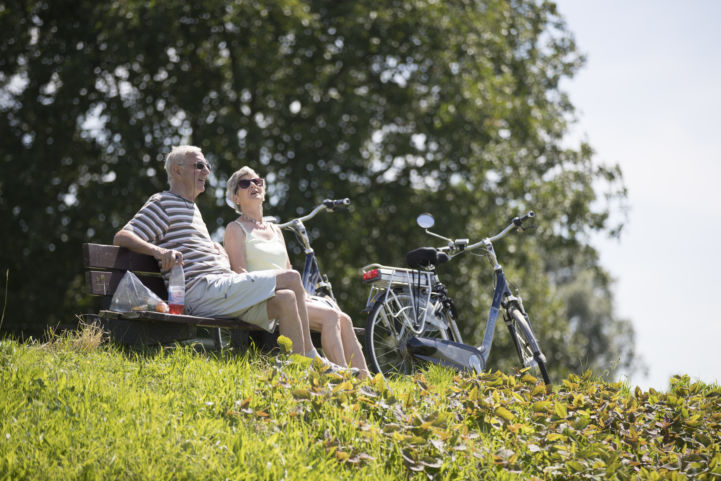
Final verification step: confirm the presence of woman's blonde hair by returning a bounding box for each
[225,166,260,214]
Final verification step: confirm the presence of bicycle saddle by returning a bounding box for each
[406,247,449,269]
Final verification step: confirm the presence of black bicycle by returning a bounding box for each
[361,211,551,385]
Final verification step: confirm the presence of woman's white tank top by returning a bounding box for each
[234,221,288,272]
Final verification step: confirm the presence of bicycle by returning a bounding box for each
[275,198,350,305]
[215,198,351,348]
[361,211,551,385]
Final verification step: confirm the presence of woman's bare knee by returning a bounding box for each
[339,312,353,329]
[267,289,297,319]
[322,314,341,333]
[275,270,302,290]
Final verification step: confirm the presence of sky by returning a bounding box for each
[554,1,721,390]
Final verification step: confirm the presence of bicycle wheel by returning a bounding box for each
[364,291,456,376]
[506,308,551,385]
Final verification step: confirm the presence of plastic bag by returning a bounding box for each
[110,271,169,313]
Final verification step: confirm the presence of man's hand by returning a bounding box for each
[214,241,229,259]
[156,248,183,272]
[114,229,182,271]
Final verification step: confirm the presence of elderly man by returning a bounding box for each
[113,145,318,358]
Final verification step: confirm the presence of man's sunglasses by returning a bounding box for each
[191,161,212,171]
[236,178,264,190]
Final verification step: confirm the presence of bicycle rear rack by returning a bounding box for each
[361,264,438,287]
[361,264,440,335]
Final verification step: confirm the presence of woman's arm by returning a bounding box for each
[223,222,248,273]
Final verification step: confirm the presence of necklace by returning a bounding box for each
[241,213,268,229]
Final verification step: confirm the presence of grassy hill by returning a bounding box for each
[1,325,719,480]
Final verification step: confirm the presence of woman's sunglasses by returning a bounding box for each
[236,178,264,190]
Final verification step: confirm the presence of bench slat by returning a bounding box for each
[99,310,263,330]
[83,243,160,272]
[85,270,166,299]
[83,243,273,348]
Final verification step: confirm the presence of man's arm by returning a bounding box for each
[114,229,181,271]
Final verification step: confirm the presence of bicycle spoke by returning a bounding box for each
[366,291,454,376]
[507,308,550,384]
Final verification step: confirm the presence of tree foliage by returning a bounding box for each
[0,0,636,378]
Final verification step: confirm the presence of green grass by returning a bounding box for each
[1,325,720,480]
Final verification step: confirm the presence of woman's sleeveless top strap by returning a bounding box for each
[233,219,250,235]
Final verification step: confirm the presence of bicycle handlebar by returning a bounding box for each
[276,198,351,228]
[486,210,534,244]
[431,211,536,255]
[323,198,350,210]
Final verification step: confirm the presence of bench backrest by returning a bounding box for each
[82,243,166,308]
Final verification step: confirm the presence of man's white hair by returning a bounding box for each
[164,145,202,185]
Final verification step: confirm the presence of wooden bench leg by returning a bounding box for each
[214,327,250,352]
[212,328,223,350]
[230,329,249,351]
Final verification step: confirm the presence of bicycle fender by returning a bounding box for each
[361,290,386,313]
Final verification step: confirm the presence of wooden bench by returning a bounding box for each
[82,243,263,349]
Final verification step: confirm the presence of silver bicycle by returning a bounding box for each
[361,211,550,385]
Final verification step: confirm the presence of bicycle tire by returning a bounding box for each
[364,291,456,376]
[506,308,551,385]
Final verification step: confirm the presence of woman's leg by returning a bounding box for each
[266,289,306,354]
[274,270,313,353]
[338,312,369,375]
[306,300,346,366]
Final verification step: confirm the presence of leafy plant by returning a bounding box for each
[0,329,718,480]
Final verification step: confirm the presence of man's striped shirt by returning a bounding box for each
[123,191,232,290]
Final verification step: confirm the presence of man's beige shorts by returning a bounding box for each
[185,271,278,331]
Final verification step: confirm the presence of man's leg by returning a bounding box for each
[266,289,306,354]
[274,270,314,353]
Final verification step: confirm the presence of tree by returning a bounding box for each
[0,0,635,378]
[554,268,647,380]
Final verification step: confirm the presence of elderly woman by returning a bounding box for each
[224,166,370,377]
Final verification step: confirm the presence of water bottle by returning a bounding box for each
[168,263,185,315]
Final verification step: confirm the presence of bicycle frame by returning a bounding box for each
[284,219,335,300]
[431,218,533,364]
[276,199,350,302]
[478,268,513,364]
